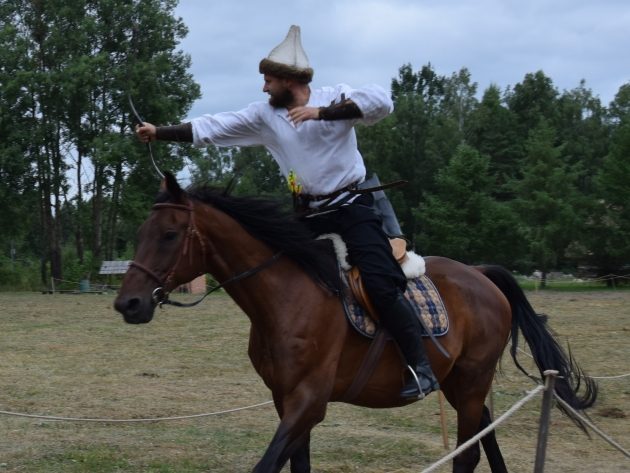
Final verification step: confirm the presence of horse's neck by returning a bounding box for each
[194,205,292,323]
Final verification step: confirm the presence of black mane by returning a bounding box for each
[156,186,340,294]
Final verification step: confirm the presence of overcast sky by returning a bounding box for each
[173,0,629,120]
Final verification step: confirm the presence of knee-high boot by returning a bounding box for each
[379,293,439,399]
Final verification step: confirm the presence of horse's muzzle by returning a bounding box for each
[114,294,155,324]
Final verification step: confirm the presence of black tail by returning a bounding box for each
[479,265,598,427]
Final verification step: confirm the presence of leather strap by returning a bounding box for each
[155,123,193,142]
[305,179,408,203]
[318,98,363,121]
[339,329,390,402]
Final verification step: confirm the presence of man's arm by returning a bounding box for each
[136,122,193,143]
[318,98,362,120]
[288,85,391,125]
[288,96,362,124]
[155,123,193,142]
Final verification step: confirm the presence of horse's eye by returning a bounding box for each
[163,230,178,242]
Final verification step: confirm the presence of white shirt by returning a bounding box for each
[190,83,393,197]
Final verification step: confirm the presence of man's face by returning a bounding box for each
[263,74,294,108]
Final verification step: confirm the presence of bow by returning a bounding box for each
[128,94,164,179]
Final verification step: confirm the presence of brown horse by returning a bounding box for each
[114,173,597,473]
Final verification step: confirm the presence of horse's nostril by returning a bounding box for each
[126,297,141,312]
[114,295,153,324]
[114,296,140,316]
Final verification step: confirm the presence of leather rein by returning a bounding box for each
[128,201,282,308]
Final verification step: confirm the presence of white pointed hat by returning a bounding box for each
[259,25,313,83]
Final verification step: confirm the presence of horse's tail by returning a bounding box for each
[478,265,598,427]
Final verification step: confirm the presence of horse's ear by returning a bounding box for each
[160,171,184,202]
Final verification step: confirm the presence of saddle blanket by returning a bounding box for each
[340,270,449,339]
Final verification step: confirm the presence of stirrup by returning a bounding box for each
[405,364,427,400]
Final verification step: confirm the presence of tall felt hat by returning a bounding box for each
[259,25,313,83]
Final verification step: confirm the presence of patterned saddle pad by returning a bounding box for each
[340,270,449,339]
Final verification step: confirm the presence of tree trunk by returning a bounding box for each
[75,148,84,264]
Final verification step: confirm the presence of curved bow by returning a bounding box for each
[128,94,164,179]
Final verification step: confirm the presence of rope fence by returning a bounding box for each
[553,395,630,459]
[1,367,626,424]
[413,371,630,473]
[515,346,630,380]
[419,385,545,473]
[43,272,630,294]
[0,400,273,423]
[1,370,628,471]
[528,273,630,283]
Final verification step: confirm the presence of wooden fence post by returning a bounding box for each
[533,370,558,473]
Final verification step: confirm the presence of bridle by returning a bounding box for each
[128,200,283,308]
[129,201,206,306]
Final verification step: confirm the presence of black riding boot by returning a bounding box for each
[380,293,439,399]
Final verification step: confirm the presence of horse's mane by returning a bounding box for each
[156,186,341,295]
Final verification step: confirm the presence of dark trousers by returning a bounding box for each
[302,194,407,313]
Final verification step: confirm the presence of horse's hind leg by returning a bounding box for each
[479,405,507,473]
[442,373,493,473]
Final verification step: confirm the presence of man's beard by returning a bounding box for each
[269,88,295,108]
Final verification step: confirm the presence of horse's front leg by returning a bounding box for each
[289,431,311,473]
[252,387,328,473]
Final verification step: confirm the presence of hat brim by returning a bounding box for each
[259,58,313,84]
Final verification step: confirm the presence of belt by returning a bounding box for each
[295,179,408,216]
[300,179,408,204]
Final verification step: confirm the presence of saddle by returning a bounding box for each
[346,238,408,321]
[318,233,448,338]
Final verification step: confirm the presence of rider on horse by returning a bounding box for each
[135,25,439,399]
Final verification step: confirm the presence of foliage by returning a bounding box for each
[0,0,199,289]
[414,145,523,266]
[509,120,582,276]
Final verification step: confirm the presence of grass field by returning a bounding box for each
[0,290,628,472]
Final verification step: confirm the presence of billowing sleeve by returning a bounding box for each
[346,84,394,125]
[189,102,265,148]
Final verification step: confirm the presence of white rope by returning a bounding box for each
[553,395,630,459]
[418,385,545,473]
[514,347,630,380]
[0,400,273,423]
[592,372,630,380]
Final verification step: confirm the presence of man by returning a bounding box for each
[135,25,438,399]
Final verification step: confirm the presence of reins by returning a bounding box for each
[128,200,283,308]
[161,251,283,308]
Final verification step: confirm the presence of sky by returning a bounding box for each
[173,0,629,120]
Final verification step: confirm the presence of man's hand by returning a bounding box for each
[135,122,157,143]
[288,106,320,125]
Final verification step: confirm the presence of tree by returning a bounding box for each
[360,63,464,238]
[0,0,200,287]
[585,83,630,279]
[510,120,582,282]
[467,85,522,192]
[556,81,609,194]
[413,145,522,264]
[506,70,560,136]
[442,67,478,137]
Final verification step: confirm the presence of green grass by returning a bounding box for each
[515,278,630,291]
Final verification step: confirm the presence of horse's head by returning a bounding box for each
[114,172,204,324]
